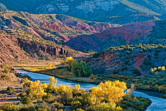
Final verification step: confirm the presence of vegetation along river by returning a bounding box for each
[16,69,166,111]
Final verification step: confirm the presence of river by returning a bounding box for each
[16,69,166,111]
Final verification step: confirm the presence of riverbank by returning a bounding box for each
[15,69,152,111]
[137,90,165,98]
[21,66,166,100]
[22,68,99,84]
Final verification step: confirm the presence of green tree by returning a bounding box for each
[71,61,92,77]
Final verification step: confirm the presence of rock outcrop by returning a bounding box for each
[18,39,71,58]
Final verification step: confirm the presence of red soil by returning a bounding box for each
[134,53,147,77]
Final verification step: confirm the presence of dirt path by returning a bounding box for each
[134,53,147,77]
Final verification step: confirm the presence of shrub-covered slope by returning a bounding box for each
[85,44,166,76]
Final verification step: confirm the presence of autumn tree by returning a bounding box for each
[65,57,75,66]
[58,85,73,104]
[47,77,57,92]
[28,80,47,100]
[89,80,127,104]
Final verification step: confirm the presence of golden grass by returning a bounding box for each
[12,58,64,67]
[23,66,57,72]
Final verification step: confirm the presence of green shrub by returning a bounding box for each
[19,92,26,99]
[93,52,100,58]
[19,105,35,111]
[86,102,121,111]
[20,96,32,104]
[7,87,14,94]
[132,69,141,76]
[0,64,5,68]
[35,103,51,111]
[4,67,12,73]
[1,75,7,80]
[42,93,55,103]
[143,59,152,65]
[53,102,64,110]
[71,100,82,110]
[120,95,151,111]
[0,104,19,111]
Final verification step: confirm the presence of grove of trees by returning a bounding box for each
[65,57,92,77]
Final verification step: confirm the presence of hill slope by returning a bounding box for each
[85,44,166,76]
[0,31,29,63]
[0,11,111,43]
[1,0,165,24]
[1,10,111,63]
[66,21,154,51]
[1,10,166,63]
[66,19,166,51]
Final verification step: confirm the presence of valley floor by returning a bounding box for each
[22,61,166,99]
[1,59,165,111]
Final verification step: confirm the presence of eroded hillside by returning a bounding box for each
[0,11,111,63]
[66,21,155,51]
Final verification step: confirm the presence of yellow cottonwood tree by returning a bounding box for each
[29,80,47,99]
[59,84,73,104]
[89,80,127,104]
[48,77,57,88]
[65,57,75,65]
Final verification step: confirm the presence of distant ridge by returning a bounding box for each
[1,0,166,24]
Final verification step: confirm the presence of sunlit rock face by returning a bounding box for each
[76,0,119,13]
[37,0,119,13]
[35,0,119,15]
[37,2,70,13]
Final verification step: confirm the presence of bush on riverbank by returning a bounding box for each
[92,74,166,96]
[0,77,150,111]
[120,95,151,111]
